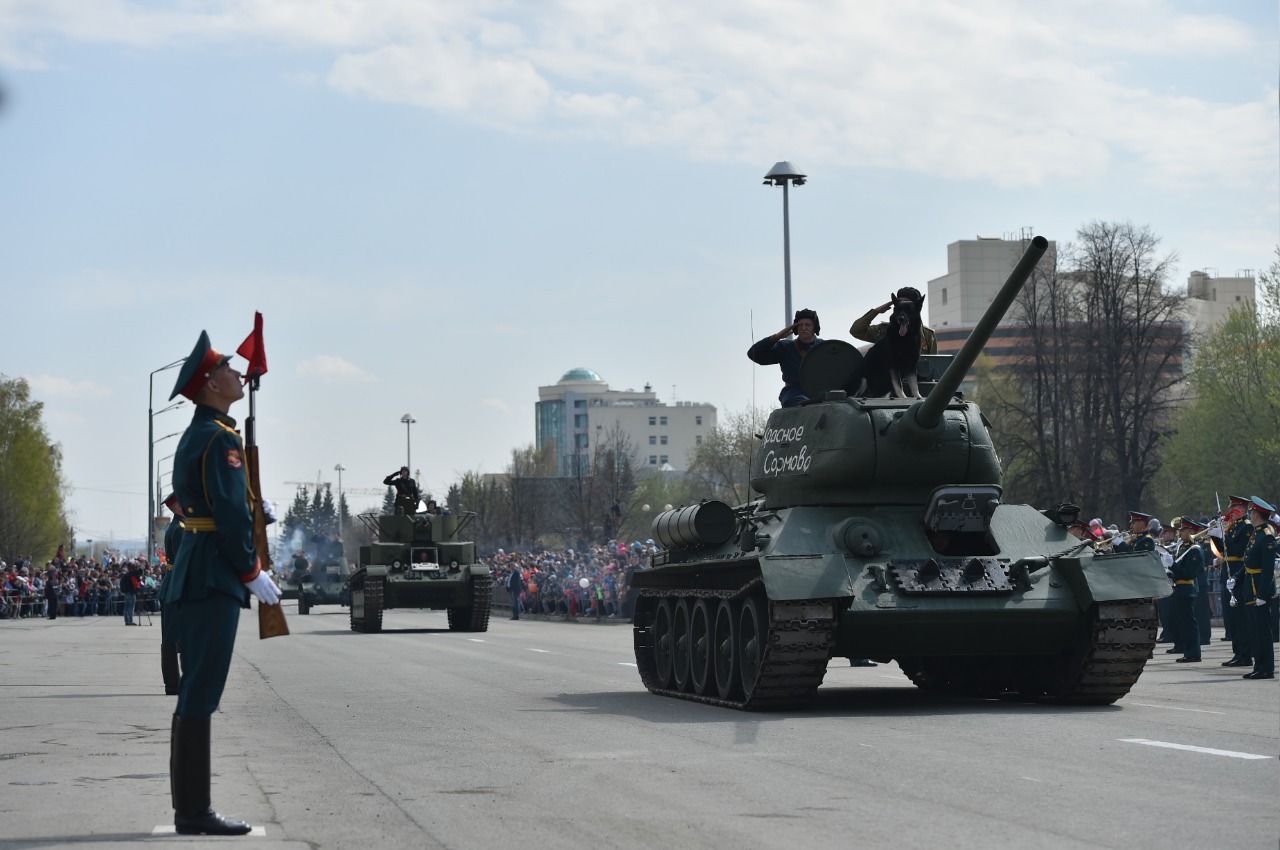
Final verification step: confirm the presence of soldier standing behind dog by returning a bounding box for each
[747,308,824,408]
[850,287,938,354]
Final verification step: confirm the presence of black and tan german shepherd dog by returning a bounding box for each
[847,289,926,398]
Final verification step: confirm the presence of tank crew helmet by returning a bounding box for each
[400,466,410,475]
[170,330,231,401]
[793,308,820,335]
[1179,516,1207,532]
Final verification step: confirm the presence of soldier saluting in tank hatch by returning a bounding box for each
[747,308,824,408]
[383,466,422,515]
[849,287,938,354]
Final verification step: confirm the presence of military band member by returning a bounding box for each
[1221,496,1254,667]
[159,331,282,835]
[1113,511,1156,553]
[1170,517,1205,662]
[1240,496,1277,679]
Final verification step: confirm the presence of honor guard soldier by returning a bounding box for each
[159,493,184,695]
[1240,496,1277,679]
[159,331,282,835]
[1221,496,1254,667]
[1169,517,1205,662]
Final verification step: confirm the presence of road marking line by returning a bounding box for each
[528,648,551,653]
[1021,777,1042,782]
[1119,739,1273,760]
[1130,703,1226,715]
[877,675,903,680]
[618,662,637,667]
[153,826,267,836]
[467,639,485,643]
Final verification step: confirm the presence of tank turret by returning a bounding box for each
[631,234,1170,711]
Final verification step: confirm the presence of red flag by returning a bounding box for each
[237,312,268,378]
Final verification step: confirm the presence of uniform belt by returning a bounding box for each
[182,517,218,533]
[1226,556,1244,561]
[1174,579,1195,585]
[1245,568,1262,574]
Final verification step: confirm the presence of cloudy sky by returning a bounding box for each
[1,0,1275,545]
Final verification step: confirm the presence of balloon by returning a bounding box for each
[579,578,590,589]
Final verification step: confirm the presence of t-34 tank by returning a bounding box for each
[348,511,492,633]
[631,236,1171,710]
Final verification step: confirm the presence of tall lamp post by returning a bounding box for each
[763,161,807,326]
[334,463,345,539]
[147,358,185,566]
[400,414,416,472]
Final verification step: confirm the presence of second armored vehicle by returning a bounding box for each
[348,511,492,633]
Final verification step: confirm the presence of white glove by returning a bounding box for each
[246,571,281,605]
[1256,598,1267,607]
[1230,596,1238,607]
[1226,577,1236,591]
[262,499,278,525]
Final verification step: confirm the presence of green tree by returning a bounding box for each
[0,375,70,563]
[685,405,771,505]
[280,487,312,551]
[1164,247,1280,509]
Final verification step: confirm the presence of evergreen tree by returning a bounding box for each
[381,486,396,515]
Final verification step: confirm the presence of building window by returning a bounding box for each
[941,287,948,305]
[574,399,586,408]
[659,455,668,464]
[696,435,702,445]
[660,435,668,445]
[695,415,702,426]
[649,455,658,465]
[649,436,657,445]
[574,414,587,428]
[648,416,656,426]
[659,416,668,426]
[576,434,589,448]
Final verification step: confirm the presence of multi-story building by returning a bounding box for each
[535,368,717,477]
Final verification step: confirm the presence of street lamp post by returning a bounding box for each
[334,463,345,538]
[147,358,185,567]
[156,452,176,513]
[400,414,416,472]
[763,161,807,326]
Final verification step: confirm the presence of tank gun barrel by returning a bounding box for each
[913,235,1049,430]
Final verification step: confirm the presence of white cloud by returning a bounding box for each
[296,355,376,382]
[0,0,1273,190]
[25,374,112,399]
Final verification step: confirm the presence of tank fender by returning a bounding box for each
[463,564,492,578]
[1054,553,1172,607]
[364,566,391,578]
[758,553,858,601]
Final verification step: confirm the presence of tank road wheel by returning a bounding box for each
[738,595,765,699]
[448,573,494,633]
[713,598,740,701]
[672,599,693,692]
[350,575,384,633]
[651,599,675,690]
[688,599,712,696]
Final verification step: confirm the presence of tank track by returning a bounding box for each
[899,599,1158,705]
[633,577,837,711]
[448,573,493,632]
[349,575,384,633]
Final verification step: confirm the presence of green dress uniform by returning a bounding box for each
[158,403,257,718]
[158,510,183,694]
[1222,517,1252,665]
[1168,533,1203,662]
[158,330,258,836]
[1241,514,1277,678]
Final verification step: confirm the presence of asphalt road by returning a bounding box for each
[2,604,1276,849]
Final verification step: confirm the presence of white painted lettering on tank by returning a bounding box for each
[762,444,812,476]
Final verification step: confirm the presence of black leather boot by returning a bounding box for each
[161,643,180,696]
[171,715,251,836]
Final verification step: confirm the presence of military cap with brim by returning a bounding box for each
[169,330,232,401]
[1248,495,1276,515]
[1179,516,1207,531]
[1228,495,1250,505]
[1127,511,1154,523]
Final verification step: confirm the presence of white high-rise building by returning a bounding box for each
[536,368,717,477]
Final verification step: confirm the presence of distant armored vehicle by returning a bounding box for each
[294,553,351,615]
[348,511,491,633]
[631,236,1171,710]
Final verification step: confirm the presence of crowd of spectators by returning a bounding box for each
[486,539,660,621]
[1,554,162,621]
